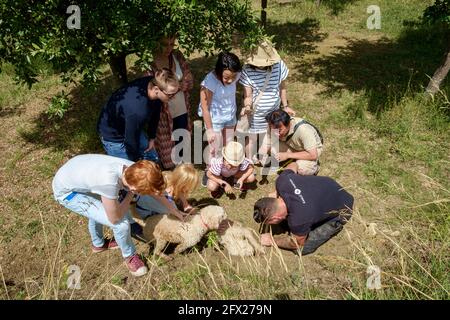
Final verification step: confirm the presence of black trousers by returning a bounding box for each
[260,210,352,255]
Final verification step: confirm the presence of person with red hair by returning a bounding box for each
[52,154,185,277]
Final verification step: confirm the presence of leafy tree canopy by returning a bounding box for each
[0,0,264,87]
[423,0,450,25]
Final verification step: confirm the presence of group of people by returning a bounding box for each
[52,37,354,277]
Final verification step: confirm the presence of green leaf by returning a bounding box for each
[1,0,264,91]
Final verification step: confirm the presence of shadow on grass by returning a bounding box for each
[266,17,328,57]
[314,0,358,15]
[18,70,132,154]
[18,55,216,155]
[0,105,25,118]
[274,0,356,15]
[295,24,449,115]
[190,198,219,209]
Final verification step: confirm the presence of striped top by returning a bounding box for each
[239,61,289,133]
[208,157,251,178]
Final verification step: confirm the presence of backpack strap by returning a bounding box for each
[253,67,272,112]
[285,119,324,144]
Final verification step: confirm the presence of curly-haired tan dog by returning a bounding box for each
[218,220,265,257]
[143,205,227,259]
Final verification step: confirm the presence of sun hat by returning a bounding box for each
[222,141,245,167]
[245,40,281,67]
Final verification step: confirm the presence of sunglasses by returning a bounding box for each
[161,88,179,100]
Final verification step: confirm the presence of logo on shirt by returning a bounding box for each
[289,179,306,204]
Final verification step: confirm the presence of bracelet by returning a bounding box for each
[281,105,289,109]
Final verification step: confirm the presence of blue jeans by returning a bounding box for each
[100,132,160,163]
[132,194,174,219]
[56,192,136,258]
[55,190,174,257]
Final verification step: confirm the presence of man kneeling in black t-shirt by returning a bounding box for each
[253,169,354,255]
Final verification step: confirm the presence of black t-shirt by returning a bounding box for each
[97,76,162,161]
[276,170,354,236]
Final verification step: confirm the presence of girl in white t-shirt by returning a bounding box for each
[198,52,242,156]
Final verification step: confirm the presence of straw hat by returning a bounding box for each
[245,40,281,67]
[222,142,245,167]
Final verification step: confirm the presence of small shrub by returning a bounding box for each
[46,91,70,119]
[206,231,219,248]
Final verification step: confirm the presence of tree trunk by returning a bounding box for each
[315,0,321,6]
[109,54,128,87]
[426,49,450,96]
[261,0,267,29]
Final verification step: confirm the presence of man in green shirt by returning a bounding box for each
[261,109,323,175]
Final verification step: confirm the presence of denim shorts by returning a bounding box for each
[211,117,237,132]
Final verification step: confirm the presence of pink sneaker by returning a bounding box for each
[124,254,148,277]
[92,238,119,253]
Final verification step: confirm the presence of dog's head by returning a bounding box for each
[199,205,227,230]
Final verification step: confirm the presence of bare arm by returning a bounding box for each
[206,170,229,188]
[282,148,318,161]
[152,194,186,221]
[274,234,306,249]
[179,195,192,211]
[280,81,295,116]
[242,86,253,115]
[260,233,306,250]
[237,165,254,184]
[200,87,214,135]
[101,192,134,224]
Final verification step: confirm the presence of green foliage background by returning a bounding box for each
[0,0,264,87]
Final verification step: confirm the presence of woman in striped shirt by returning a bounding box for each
[239,41,295,163]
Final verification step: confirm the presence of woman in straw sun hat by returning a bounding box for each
[238,39,295,164]
[205,141,255,197]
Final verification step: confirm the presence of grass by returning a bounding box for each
[0,0,449,300]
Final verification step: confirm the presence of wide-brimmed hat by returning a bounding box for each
[245,40,281,67]
[222,142,245,167]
